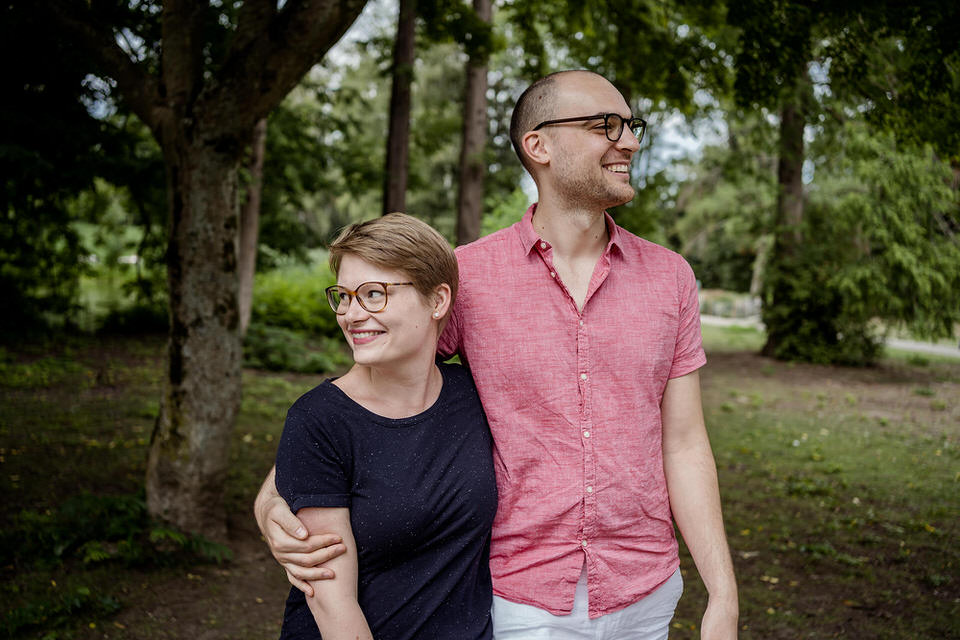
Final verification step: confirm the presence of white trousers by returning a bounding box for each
[492,565,683,640]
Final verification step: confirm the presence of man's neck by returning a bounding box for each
[532,198,609,261]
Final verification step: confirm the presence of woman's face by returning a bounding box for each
[334,254,440,369]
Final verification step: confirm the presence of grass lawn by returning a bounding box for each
[1,328,958,639]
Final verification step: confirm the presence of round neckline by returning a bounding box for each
[323,364,449,428]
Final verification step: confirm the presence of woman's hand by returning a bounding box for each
[254,466,348,596]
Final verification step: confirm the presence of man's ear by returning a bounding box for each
[521,130,551,168]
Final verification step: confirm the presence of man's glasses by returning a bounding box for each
[532,113,647,144]
[325,281,414,314]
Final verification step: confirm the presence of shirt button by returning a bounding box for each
[586,485,593,493]
[550,271,556,278]
[580,373,587,380]
[581,540,588,547]
[579,320,584,327]
[583,430,591,438]
[540,241,548,249]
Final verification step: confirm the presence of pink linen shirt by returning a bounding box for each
[439,204,706,619]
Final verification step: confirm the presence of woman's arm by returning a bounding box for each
[254,466,347,595]
[297,506,373,640]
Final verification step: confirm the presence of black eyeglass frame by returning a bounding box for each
[325,281,414,315]
[532,113,647,144]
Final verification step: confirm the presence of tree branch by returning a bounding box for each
[204,0,368,135]
[230,0,277,62]
[45,0,162,132]
[160,0,207,116]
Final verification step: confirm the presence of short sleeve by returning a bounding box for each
[275,406,352,513]
[669,258,707,378]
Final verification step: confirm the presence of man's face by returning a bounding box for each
[539,74,641,210]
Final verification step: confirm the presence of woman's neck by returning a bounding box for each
[334,356,443,419]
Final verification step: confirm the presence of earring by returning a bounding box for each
[432,311,440,318]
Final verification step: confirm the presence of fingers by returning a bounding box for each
[275,540,347,568]
[271,532,345,555]
[286,569,315,598]
[269,498,310,540]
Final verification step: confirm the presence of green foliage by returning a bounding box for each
[0,355,86,390]
[828,2,960,163]
[809,126,960,340]
[480,188,528,236]
[670,113,778,291]
[505,0,732,114]
[245,258,353,373]
[0,492,232,572]
[761,249,886,366]
[1,585,121,637]
[762,124,959,365]
[250,259,340,338]
[420,0,498,63]
[0,4,169,334]
[244,323,351,374]
[728,0,817,109]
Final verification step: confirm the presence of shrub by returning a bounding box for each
[250,260,340,338]
[243,323,351,374]
[0,492,231,571]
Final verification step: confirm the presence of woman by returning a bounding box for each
[274,213,497,639]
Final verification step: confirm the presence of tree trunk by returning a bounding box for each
[382,0,415,215]
[239,117,268,336]
[455,0,491,245]
[147,139,243,542]
[761,83,806,358]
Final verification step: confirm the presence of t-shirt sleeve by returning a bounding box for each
[669,258,707,378]
[275,405,352,513]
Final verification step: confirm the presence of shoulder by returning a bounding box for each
[438,362,482,403]
[288,379,338,417]
[614,228,695,277]
[438,360,478,389]
[455,224,521,264]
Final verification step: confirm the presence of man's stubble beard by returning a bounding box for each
[551,141,635,211]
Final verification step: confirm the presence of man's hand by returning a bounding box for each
[699,594,739,640]
[255,466,348,597]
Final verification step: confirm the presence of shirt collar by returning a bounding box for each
[518,203,624,256]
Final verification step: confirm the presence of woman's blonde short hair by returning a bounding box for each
[328,212,458,308]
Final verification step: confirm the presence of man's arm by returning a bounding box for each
[297,507,373,640]
[254,466,348,597]
[661,371,739,640]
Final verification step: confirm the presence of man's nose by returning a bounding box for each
[617,126,641,152]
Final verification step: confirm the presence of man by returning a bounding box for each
[255,70,738,639]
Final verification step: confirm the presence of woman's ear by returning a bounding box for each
[431,283,452,319]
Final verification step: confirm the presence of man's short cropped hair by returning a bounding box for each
[328,212,458,310]
[509,70,596,172]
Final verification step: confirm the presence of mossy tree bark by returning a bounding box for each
[50,0,368,539]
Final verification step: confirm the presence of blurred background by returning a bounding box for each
[1,1,957,638]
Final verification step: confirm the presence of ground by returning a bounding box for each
[2,332,957,639]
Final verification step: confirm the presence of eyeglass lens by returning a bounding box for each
[328,282,388,314]
[605,114,645,142]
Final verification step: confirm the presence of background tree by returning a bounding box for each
[46,0,369,539]
[238,118,268,336]
[730,0,959,363]
[383,0,417,214]
[0,3,155,333]
[454,0,493,245]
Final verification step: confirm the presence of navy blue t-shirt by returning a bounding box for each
[275,362,497,640]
